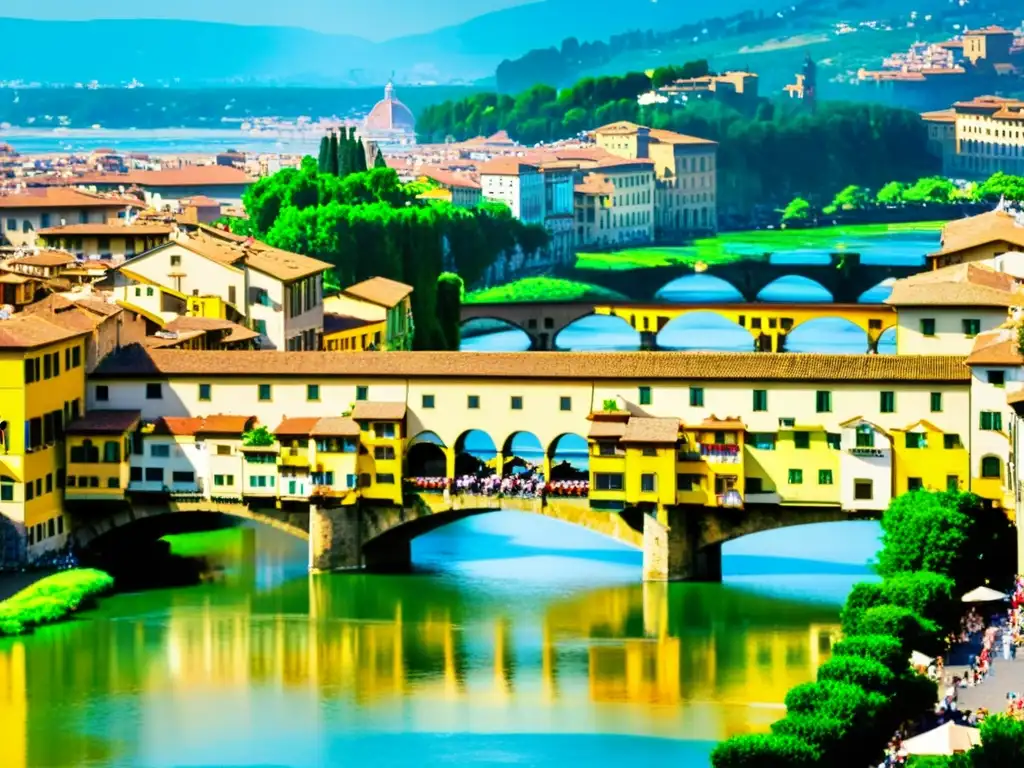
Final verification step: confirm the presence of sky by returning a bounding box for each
[1,0,535,40]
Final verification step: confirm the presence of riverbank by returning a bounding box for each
[0,568,113,636]
[466,276,628,304]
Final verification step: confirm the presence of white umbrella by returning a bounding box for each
[961,586,1008,603]
[901,722,982,756]
[910,650,934,667]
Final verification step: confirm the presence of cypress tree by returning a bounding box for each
[373,147,387,168]
[435,272,464,351]
[327,131,340,176]
[354,138,368,173]
[317,134,330,173]
[337,127,352,178]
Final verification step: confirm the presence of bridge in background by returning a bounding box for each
[561,252,922,303]
[461,301,897,352]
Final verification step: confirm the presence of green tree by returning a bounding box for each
[816,655,895,694]
[969,714,1024,766]
[976,172,1024,202]
[839,581,884,636]
[242,426,275,447]
[710,733,819,768]
[373,147,387,168]
[858,604,934,653]
[881,571,956,634]
[781,196,811,223]
[824,184,871,215]
[436,272,464,351]
[831,634,906,673]
[876,181,907,205]
[902,176,957,204]
[317,135,330,173]
[327,132,340,176]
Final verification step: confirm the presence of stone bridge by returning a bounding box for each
[461,300,897,352]
[69,494,876,582]
[560,252,922,303]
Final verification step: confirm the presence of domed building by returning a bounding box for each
[362,81,416,146]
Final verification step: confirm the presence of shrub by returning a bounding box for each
[710,733,819,768]
[881,571,956,634]
[970,714,1024,766]
[891,671,940,726]
[859,604,935,653]
[0,568,114,636]
[771,713,847,757]
[817,655,895,693]
[832,634,907,673]
[839,582,884,635]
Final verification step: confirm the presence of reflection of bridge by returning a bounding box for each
[461,301,896,352]
[560,252,921,302]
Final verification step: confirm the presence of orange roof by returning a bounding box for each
[648,128,717,147]
[621,417,680,444]
[921,109,957,123]
[0,313,92,349]
[965,25,1013,36]
[151,416,205,436]
[966,328,1024,366]
[478,158,539,176]
[76,166,254,188]
[274,416,322,436]
[342,276,413,308]
[67,410,141,435]
[181,195,222,207]
[194,414,257,436]
[350,401,408,421]
[6,250,78,267]
[39,222,173,236]
[419,168,481,190]
[931,210,1024,258]
[0,187,144,210]
[310,417,360,437]
[886,262,1023,307]
[575,176,614,196]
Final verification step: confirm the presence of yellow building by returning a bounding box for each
[890,418,969,495]
[37,221,173,262]
[0,314,89,561]
[922,96,1024,180]
[323,277,414,352]
[64,410,140,502]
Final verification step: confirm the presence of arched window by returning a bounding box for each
[0,475,14,502]
[981,456,1002,479]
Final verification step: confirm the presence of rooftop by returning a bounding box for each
[66,410,141,435]
[275,416,323,437]
[350,401,408,421]
[342,276,414,308]
[5,251,79,268]
[76,166,254,188]
[478,158,539,176]
[194,414,256,435]
[38,222,174,237]
[91,347,971,383]
[932,210,1024,258]
[886,262,1023,307]
[966,328,1024,366]
[0,313,92,350]
[150,416,206,437]
[621,416,680,444]
[310,417,361,437]
[0,187,144,210]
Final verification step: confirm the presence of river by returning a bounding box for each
[463,227,940,353]
[0,515,881,767]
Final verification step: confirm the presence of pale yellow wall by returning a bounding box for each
[895,307,1008,355]
[324,295,387,323]
[125,243,246,311]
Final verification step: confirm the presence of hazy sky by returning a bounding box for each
[1,0,536,40]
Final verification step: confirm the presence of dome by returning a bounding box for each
[364,81,416,133]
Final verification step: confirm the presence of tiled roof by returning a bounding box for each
[155,230,331,282]
[91,347,972,383]
[0,313,92,349]
[966,328,1024,366]
[7,251,78,267]
[38,222,174,236]
[151,416,205,436]
[418,168,481,190]
[648,128,717,147]
[588,420,628,439]
[275,416,322,436]
[885,262,1023,307]
[342,276,413,308]
[21,294,104,333]
[621,416,680,444]
[351,401,408,421]
[74,297,122,317]
[932,210,1024,257]
[67,410,141,435]
[478,158,539,176]
[76,166,254,188]
[310,417,361,437]
[194,414,256,435]
[165,316,258,343]
[0,188,144,209]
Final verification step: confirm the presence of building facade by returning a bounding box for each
[923,96,1024,179]
[479,159,545,224]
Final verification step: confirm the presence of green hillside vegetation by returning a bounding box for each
[417,66,937,215]
[465,277,628,303]
[0,569,114,636]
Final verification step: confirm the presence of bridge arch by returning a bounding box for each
[454,429,499,476]
[756,275,833,303]
[655,274,745,303]
[459,318,533,351]
[657,311,755,351]
[859,278,897,303]
[548,433,589,481]
[784,315,895,354]
[407,431,448,478]
[500,431,544,476]
[554,313,638,351]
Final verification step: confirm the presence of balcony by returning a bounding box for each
[278,447,311,469]
[699,444,741,464]
[676,450,702,463]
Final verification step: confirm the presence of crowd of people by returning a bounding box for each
[407,474,589,498]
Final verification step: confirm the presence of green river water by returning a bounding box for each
[0,513,879,767]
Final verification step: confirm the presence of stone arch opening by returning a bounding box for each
[756,275,833,303]
[454,429,498,478]
[859,278,897,303]
[657,311,753,351]
[458,318,533,352]
[548,433,589,482]
[655,274,744,303]
[501,431,544,477]
[553,314,639,351]
[407,431,447,479]
[785,316,884,354]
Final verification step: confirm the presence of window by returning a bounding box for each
[752,390,767,412]
[880,391,895,414]
[818,469,833,485]
[376,473,396,484]
[981,456,1002,478]
[746,477,764,494]
[689,387,704,407]
[560,396,572,411]
[172,471,195,484]
[254,320,267,336]
[198,384,211,402]
[0,476,13,502]
[307,384,320,402]
[103,441,120,463]
[422,394,435,409]
[598,442,619,457]
[946,475,960,492]
[146,383,162,400]
[905,432,926,449]
[258,384,272,402]
[788,469,803,485]
[170,254,181,267]
[854,479,873,500]
[920,318,936,337]
[638,386,652,406]
[71,346,80,368]
[43,355,52,380]
[216,444,232,456]
[129,467,142,482]
[855,426,875,449]
[150,444,170,458]
[980,411,1003,431]
[962,318,981,337]
[988,370,1006,387]
[677,473,702,491]
[24,358,35,384]
[815,391,832,413]
[640,473,656,492]
[95,385,109,402]
[510,396,523,410]
[930,392,942,412]
[52,352,59,377]
[214,475,227,486]
[750,434,776,450]
[144,467,164,483]
[356,386,368,401]
[25,482,34,501]
[642,446,657,457]
[374,446,395,460]
[793,432,810,449]
[944,433,963,449]
[826,433,841,450]
[374,423,396,439]
[594,473,624,491]
[467,395,480,409]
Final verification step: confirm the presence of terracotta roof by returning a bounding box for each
[76,166,254,188]
[921,109,957,123]
[150,230,331,282]
[6,251,78,267]
[144,330,205,348]
[648,128,717,147]
[478,158,538,176]
[621,416,680,444]
[419,168,481,190]
[931,210,1024,258]
[965,25,1013,35]
[165,316,257,343]
[38,222,174,236]
[21,294,104,333]
[885,262,1023,307]
[91,348,972,383]
[274,416,322,437]
[342,276,413,308]
[194,414,256,436]
[324,313,378,334]
[0,273,31,284]
[182,195,222,207]
[310,417,361,437]
[74,297,122,317]
[66,410,141,435]
[575,175,614,196]
[0,313,92,349]
[151,416,205,436]
[588,420,628,439]
[351,401,407,421]
[966,328,1024,366]
[595,156,654,170]
[0,188,144,210]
